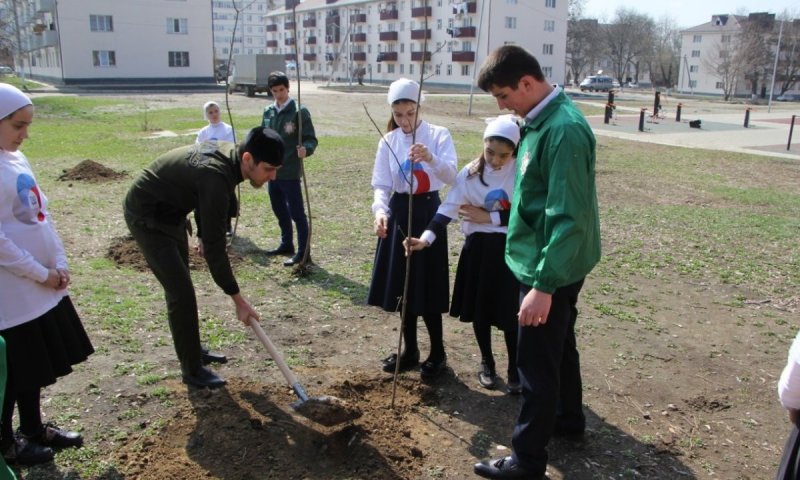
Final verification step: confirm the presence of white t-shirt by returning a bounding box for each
[196,122,235,144]
[779,331,800,410]
[370,120,457,217]
[0,149,68,329]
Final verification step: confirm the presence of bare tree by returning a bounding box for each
[605,8,656,87]
[702,36,742,101]
[737,13,776,97]
[776,19,800,95]
[567,18,604,85]
[647,15,681,88]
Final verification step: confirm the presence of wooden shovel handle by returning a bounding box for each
[249,318,300,387]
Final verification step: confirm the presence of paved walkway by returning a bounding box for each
[577,96,800,160]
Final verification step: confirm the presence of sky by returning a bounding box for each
[582,0,800,28]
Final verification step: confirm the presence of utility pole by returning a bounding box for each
[768,19,784,113]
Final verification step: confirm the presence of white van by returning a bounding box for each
[579,75,615,92]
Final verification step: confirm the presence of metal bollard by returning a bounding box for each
[604,104,612,124]
[608,90,615,106]
[653,91,661,116]
[744,107,751,128]
[639,108,646,132]
[676,103,682,122]
[788,115,796,151]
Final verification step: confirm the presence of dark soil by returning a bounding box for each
[58,159,126,183]
[106,235,244,271]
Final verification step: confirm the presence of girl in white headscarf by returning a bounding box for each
[0,84,94,466]
[195,100,236,236]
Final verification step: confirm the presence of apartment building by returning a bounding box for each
[263,0,567,87]
[212,0,270,67]
[11,0,214,84]
[678,12,789,97]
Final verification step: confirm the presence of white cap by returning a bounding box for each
[387,78,424,104]
[483,115,520,146]
[0,83,32,120]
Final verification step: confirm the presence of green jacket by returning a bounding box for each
[262,99,317,180]
[124,142,243,295]
[506,90,601,293]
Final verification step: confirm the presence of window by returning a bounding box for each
[461,64,470,76]
[691,50,700,58]
[90,15,113,32]
[377,63,382,73]
[715,82,724,89]
[542,44,553,55]
[387,63,395,73]
[400,64,404,74]
[447,64,452,75]
[410,64,414,74]
[544,20,555,32]
[689,65,699,72]
[689,80,697,88]
[435,64,441,75]
[92,50,116,67]
[168,51,190,67]
[506,0,517,3]
[693,34,702,43]
[505,17,516,29]
[167,18,188,34]
[721,34,731,43]
[545,0,556,7]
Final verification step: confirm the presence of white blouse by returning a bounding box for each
[779,330,800,410]
[370,120,457,217]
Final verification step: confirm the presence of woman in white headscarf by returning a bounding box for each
[0,84,94,466]
[367,78,457,380]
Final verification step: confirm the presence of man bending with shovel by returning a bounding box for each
[124,127,284,389]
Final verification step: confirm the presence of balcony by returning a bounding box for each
[325,34,339,44]
[410,28,431,40]
[350,13,367,23]
[468,1,477,13]
[452,51,475,62]
[303,19,316,28]
[285,53,296,61]
[304,53,317,61]
[35,0,54,13]
[350,32,367,43]
[266,40,278,47]
[326,0,338,3]
[450,26,476,38]
[285,38,295,46]
[266,24,277,32]
[411,51,431,62]
[411,6,432,18]
[351,52,366,62]
[377,51,398,62]
[284,21,295,29]
[380,9,399,20]
[307,36,317,45]
[379,31,398,41]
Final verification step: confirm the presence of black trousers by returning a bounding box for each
[125,212,202,375]
[511,279,585,474]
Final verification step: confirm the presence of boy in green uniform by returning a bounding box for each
[124,127,284,389]
[262,71,318,266]
[473,45,601,479]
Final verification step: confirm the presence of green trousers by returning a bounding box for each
[124,213,203,375]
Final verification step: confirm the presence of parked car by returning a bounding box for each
[776,93,799,102]
[0,65,13,75]
[579,75,615,92]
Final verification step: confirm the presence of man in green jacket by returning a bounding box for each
[262,71,318,266]
[473,46,601,479]
[124,127,284,389]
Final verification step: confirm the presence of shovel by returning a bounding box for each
[248,318,360,427]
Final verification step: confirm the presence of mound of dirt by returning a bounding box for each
[107,235,244,271]
[58,159,126,182]
[114,375,437,479]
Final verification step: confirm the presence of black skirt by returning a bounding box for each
[367,192,450,315]
[778,419,800,480]
[0,296,94,393]
[450,232,519,332]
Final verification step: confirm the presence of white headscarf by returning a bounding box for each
[0,83,32,120]
[387,78,425,104]
[203,100,220,121]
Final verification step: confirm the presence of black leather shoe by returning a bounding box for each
[552,423,586,442]
[474,456,543,479]
[3,437,54,466]
[283,253,305,267]
[478,360,497,389]
[381,350,420,373]
[266,245,295,256]
[201,345,228,365]
[25,423,83,449]
[182,366,226,389]
[420,355,447,379]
